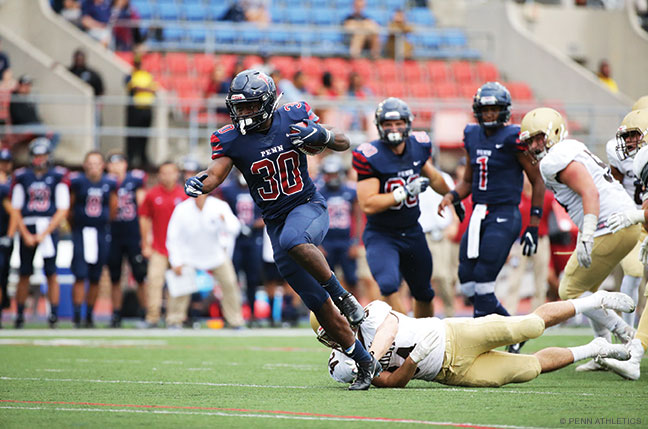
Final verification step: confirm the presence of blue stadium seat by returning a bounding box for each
[285,8,309,25]
[163,27,184,42]
[268,30,291,45]
[386,0,405,10]
[283,0,303,8]
[313,9,336,26]
[270,6,285,23]
[158,3,181,20]
[317,31,346,56]
[421,31,442,49]
[188,28,207,43]
[208,3,229,20]
[366,10,390,26]
[241,27,263,44]
[184,4,208,21]
[311,0,329,8]
[407,8,436,27]
[443,29,467,47]
[134,2,153,20]
[214,28,235,44]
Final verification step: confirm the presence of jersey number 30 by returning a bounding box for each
[251,150,304,201]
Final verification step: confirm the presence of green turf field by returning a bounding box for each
[0,328,646,428]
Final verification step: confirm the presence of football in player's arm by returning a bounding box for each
[184,69,380,390]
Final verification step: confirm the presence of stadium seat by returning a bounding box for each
[408,81,434,99]
[166,53,191,75]
[366,9,390,27]
[435,82,459,98]
[383,80,407,98]
[450,61,473,84]
[475,62,499,84]
[507,82,534,101]
[194,54,215,75]
[285,8,310,25]
[270,56,296,79]
[214,28,235,45]
[375,59,399,81]
[350,58,373,80]
[268,30,291,46]
[386,0,406,11]
[243,55,264,70]
[443,29,467,48]
[173,76,198,94]
[188,28,207,44]
[406,7,436,27]
[403,61,423,81]
[134,2,153,20]
[218,54,238,76]
[142,53,163,74]
[459,83,479,99]
[313,9,336,26]
[155,74,172,90]
[184,3,208,21]
[426,61,449,82]
[241,28,263,45]
[163,27,184,43]
[158,3,181,20]
[297,57,323,79]
[115,51,134,65]
[318,31,346,56]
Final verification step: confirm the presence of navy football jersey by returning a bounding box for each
[0,180,10,236]
[220,181,263,228]
[464,124,524,205]
[12,166,69,218]
[69,172,117,227]
[319,184,356,241]
[211,101,319,221]
[352,132,432,230]
[112,169,146,237]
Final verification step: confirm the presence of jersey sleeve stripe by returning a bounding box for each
[352,151,373,175]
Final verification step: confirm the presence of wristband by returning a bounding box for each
[449,190,460,203]
[530,206,543,218]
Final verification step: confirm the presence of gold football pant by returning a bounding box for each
[434,314,545,387]
[559,225,641,300]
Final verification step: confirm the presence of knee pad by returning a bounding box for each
[279,225,308,252]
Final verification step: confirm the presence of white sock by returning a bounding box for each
[587,317,612,342]
[620,275,640,327]
[570,291,598,314]
[569,342,596,362]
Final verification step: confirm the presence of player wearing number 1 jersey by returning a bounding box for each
[184,69,380,390]
[439,83,546,328]
[353,98,456,318]
[69,151,118,328]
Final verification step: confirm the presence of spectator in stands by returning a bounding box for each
[204,64,230,100]
[81,0,113,48]
[279,71,311,104]
[139,161,187,328]
[385,9,413,60]
[343,0,381,59]
[318,71,339,98]
[220,1,246,22]
[597,60,619,93]
[242,0,270,27]
[9,75,61,149]
[125,56,156,170]
[166,191,244,329]
[112,0,143,51]
[69,151,117,328]
[60,0,83,29]
[636,0,648,32]
[0,37,13,87]
[0,149,14,328]
[69,49,104,97]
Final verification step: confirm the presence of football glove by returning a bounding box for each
[185,173,208,198]
[286,119,332,155]
[521,225,538,256]
[640,236,648,265]
[576,231,594,268]
[409,329,441,364]
[453,200,466,222]
[607,210,645,233]
[405,177,430,197]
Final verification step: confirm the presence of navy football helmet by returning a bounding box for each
[29,137,52,169]
[374,97,413,146]
[226,69,279,135]
[321,155,345,190]
[472,82,512,128]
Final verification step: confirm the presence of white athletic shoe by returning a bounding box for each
[575,359,606,372]
[596,339,644,381]
[612,323,636,345]
[590,337,630,361]
[594,290,636,313]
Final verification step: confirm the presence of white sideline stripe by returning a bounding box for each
[0,405,550,428]
[0,339,167,346]
[0,376,309,389]
[0,328,316,338]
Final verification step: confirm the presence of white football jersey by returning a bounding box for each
[359,301,446,382]
[605,137,642,208]
[540,139,635,237]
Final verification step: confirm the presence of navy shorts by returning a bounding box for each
[322,239,357,287]
[265,192,330,311]
[459,204,522,284]
[19,224,58,277]
[108,235,146,284]
[71,227,110,284]
[363,224,434,301]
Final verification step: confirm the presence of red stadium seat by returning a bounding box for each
[155,74,172,91]
[115,51,134,66]
[408,81,434,99]
[375,59,399,81]
[475,62,499,83]
[323,57,350,81]
[218,54,238,76]
[459,83,479,99]
[426,60,449,83]
[141,53,163,74]
[450,61,473,85]
[403,61,423,82]
[173,76,198,94]
[270,56,297,79]
[507,81,534,101]
[350,58,374,80]
[243,55,264,70]
[194,54,216,75]
[166,53,191,76]
[298,56,324,80]
[383,80,407,98]
[435,82,458,98]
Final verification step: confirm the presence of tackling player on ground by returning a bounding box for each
[184,69,379,390]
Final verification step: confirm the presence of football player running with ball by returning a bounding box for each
[184,69,379,390]
[353,97,462,317]
[438,83,546,339]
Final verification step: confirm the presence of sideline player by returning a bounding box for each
[318,293,634,388]
[353,97,461,317]
[106,152,147,327]
[184,69,379,390]
[439,82,546,324]
[12,138,69,328]
[0,149,14,327]
[520,107,637,345]
[69,151,117,328]
[594,112,648,380]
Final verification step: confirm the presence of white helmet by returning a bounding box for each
[327,349,357,384]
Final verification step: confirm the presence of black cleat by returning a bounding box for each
[334,293,365,326]
[110,315,122,328]
[14,315,24,329]
[48,314,58,329]
[506,341,526,354]
[84,319,95,329]
[349,356,382,391]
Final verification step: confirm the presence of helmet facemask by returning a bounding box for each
[377,119,410,146]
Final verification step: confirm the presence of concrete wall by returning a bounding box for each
[511,2,648,98]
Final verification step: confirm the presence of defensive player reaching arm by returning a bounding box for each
[318,291,635,388]
[185,69,380,390]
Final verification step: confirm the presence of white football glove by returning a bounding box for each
[405,177,430,197]
[607,210,645,233]
[393,186,408,204]
[409,329,441,364]
[640,236,648,265]
[576,214,597,268]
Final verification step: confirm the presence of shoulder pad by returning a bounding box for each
[355,142,379,158]
[411,131,431,143]
[280,101,319,123]
[211,124,238,160]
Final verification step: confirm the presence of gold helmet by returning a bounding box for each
[519,107,567,162]
[310,312,342,351]
[615,109,648,160]
[632,96,648,112]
